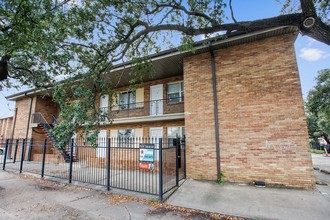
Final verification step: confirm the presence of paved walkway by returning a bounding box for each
[167,180,330,220]
[312,153,330,173]
[312,153,330,189]
[0,171,241,220]
[167,153,330,220]
[1,153,330,220]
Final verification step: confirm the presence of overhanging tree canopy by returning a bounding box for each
[0,0,329,88]
[306,69,330,144]
[0,0,329,147]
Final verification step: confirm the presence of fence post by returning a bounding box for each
[183,136,186,179]
[175,136,179,187]
[107,138,111,191]
[68,139,73,183]
[2,139,9,170]
[158,138,163,201]
[13,139,19,163]
[41,139,47,178]
[27,138,33,161]
[19,139,26,173]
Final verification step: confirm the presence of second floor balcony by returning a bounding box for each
[100,97,184,122]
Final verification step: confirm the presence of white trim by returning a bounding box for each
[167,80,183,85]
[97,130,107,158]
[150,84,163,116]
[167,81,184,104]
[167,126,185,138]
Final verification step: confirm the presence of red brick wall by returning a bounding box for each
[95,120,184,138]
[184,32,315,188]
[0,117,13,140]
[35,96,59,124]
[12,97,36,138]
[98,75,184,119]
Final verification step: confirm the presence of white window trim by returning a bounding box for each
[167,126,185,138]
[167,81,184,104]
[117,128,135,147]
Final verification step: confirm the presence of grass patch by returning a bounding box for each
[215,172,226,184]
[311,149,325,154]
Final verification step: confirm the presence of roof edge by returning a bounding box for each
[6,25,298,101]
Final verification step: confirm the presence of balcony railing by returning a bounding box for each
[100,98,184,120]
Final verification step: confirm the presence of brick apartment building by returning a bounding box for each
[5,26,315,188]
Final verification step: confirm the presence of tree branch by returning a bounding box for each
[229,0,238,23]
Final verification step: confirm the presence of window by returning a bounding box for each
[119,91,136,109]
[167,126,185,147]
[167,82,184,104]
[118,129,135,147]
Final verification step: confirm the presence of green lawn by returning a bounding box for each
[311,149,325,154]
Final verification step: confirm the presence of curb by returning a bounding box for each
[320,169,330,175]
[314,167,330,175]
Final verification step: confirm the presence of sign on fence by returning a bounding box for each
[139,143,155,170]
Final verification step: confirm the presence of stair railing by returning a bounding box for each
[32,113,77,162]
[50,114,77,158]
[32,112,52,131]
[32,112,67,160]
[51,115,58,124]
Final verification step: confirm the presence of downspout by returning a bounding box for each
[209,43,221,181]
[24,93,33,141]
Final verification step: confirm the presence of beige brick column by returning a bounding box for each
[184,32,315,188]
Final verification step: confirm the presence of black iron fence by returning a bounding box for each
[0,137,186,200]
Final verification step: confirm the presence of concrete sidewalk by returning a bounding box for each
[0,171,243,220]
[167,180,330,220]
[312,153,330,174]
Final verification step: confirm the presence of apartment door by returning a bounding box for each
[97,130,107,158]
[150,84,163,115]
[150,127,163,160]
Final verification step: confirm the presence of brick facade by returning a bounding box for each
[0,116,13,140]
[35,96,59,123]
[94,120,184,138]
[184,32,315,188]
[7,29,314,189]
[13,97,37,138]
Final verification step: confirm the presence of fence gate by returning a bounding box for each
[0,137,186,200]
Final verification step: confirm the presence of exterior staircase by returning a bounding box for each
[32,112,78,162]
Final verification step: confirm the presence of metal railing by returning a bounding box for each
[31,112,52,129]
[101,98,184,120]
[30,113,74,161]
[0,137,186,201]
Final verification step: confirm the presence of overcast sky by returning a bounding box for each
[0,1,329,119]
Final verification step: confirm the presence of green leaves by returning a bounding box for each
[2,0,325,150]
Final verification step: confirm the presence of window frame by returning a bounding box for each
[167,81,184,104]
[118,128,135,147]
[119,91,136,110]
[167,126,185,147]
